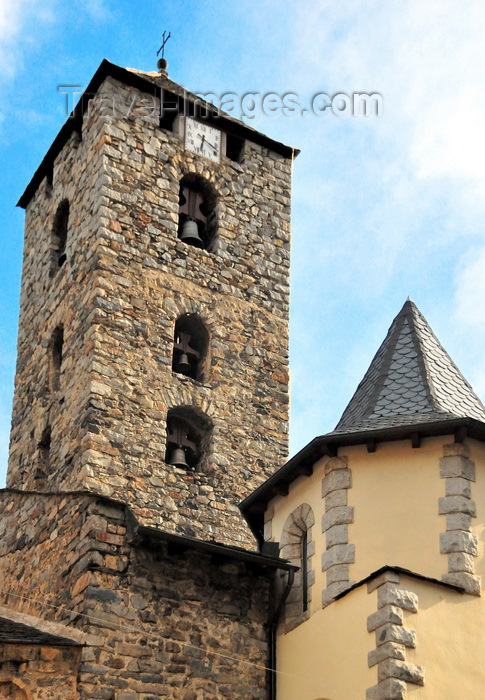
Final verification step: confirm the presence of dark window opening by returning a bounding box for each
[172,314,209,381]
[226,133,245,163]
[165,408,212,472]
[165,416,199,471]
[37,425,51,477]
[46,167,53,192]
[160,108,178,132]
[49,326,64,392]
[178,175,218,252]
[50,200,69,275]
[302,530,308,612]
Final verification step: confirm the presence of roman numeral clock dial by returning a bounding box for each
[185,117,221,163]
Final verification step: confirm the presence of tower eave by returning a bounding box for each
[17,59,299,209]
[240,416,485,543]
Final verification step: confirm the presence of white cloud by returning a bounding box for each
[82,0,110,21]
[451,247,485,399]
[277,0,485,438]
[0,0,57,78]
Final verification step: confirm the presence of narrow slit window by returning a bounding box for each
[38,425,51,473]
[50,326,64,391]
[50,200,69,275]
[302,530,308,612]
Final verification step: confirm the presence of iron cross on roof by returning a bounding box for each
[157,31,171,60]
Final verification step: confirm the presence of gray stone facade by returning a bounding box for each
[8,70,293,548]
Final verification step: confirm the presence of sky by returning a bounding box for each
[1,0,485,485]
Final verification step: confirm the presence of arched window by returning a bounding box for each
[279,503,315,630]
[50,199,69,275]
[165,407,212,472]
[49,325,64,391]
[172,314,209,381]
[178,175,218,252]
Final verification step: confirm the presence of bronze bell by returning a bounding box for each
[168,446,189,469]
[176,352,191,374]
[180,219,204,248]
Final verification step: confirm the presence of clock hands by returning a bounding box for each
[198,133,218,154]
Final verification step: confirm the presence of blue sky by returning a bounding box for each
[1,0,485,485]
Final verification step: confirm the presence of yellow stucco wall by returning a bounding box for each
[402,575,485,699]
[269,435,485,699]
[344,437,446,583]
[276,583,375,700]
[270,436,453,611]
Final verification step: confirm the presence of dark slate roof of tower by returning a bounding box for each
[334,299,485,433]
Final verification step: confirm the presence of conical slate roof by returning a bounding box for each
[334,299,485,434]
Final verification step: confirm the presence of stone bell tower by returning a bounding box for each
[8,60,295,547]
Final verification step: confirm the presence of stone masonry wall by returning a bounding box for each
[8,95,108,491]
[0,491,110,623]
[0,644,81,699]
[0,491,272,700]
[9,73,293,548]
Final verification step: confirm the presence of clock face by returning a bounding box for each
[185,117,221,163]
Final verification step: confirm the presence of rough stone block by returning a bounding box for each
[442,572,481,596]
[325,489,348,511]
[321,506,354,532]
[377,584,418,612]
[326,524,349,548]
[324,456,348,474]
[440,530,478,555]
[448,552,475,573]
[439,455,475,481]
[322,468,352,497]
[366,678,406,700]
[322,580,353,608]
[367,605,404,632]
[368,642,406,668]
[367,570,400,593]
[443,442,470,458]
[438,496,476,517]
[446,512,472,532]
[378,659,425,686]
[321,544,355,571]
[326,564,349,585]
[375,624,416,648]
[445,477,471,498]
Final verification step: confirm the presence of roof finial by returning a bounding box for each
[157,31,171,75]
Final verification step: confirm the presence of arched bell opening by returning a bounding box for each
[177,174,218,252]
[172,314,210,381]
[165,407,212,473]
[50,199,69,276]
